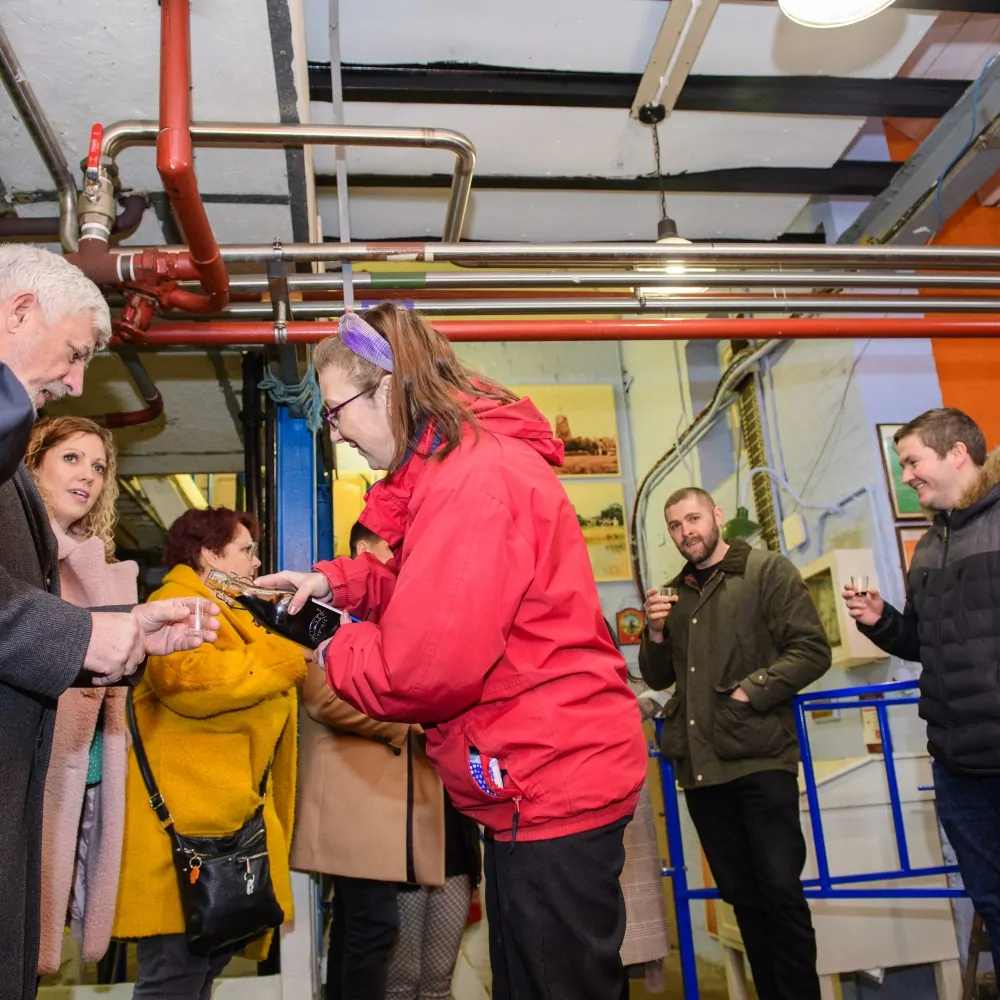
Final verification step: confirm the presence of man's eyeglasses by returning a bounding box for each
[322,391,366,429]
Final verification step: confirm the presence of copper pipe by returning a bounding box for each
[122,317,1000,347]
[156,0,228,312]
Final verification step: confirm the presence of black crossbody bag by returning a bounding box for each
[125,690,284,956]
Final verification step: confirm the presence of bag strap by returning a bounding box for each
[125,688,175,831]
[126,689,274,826]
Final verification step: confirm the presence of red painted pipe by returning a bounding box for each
[98,390,165,429]
[118,316,1000,347]
[156,0,228,312]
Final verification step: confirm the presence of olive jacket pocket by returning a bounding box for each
[712,693,792,762]
[658,694,687,761]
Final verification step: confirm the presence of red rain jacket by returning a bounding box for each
[316,395,646,841]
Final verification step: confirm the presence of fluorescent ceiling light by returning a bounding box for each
[778,0,898,28]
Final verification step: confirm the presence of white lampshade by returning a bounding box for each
[778,0,897,28]
[638,218,710,298]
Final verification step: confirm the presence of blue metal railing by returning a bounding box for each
[654,679,962,1000]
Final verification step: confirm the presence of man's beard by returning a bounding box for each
[681,522,721,563]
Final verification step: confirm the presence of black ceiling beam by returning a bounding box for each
[315,160,900,197]
[311,63,968,118]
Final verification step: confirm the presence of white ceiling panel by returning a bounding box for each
[318,188,810,242]
[898,13,1000,80]
[48,351,246,476]
[310,101,867,177]
[0,0,287,196]
[314,0,935,79]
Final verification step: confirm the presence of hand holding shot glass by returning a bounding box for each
[643,584,679,641]
[181,597,216,637]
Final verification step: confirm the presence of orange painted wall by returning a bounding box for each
[884,123,1000,448]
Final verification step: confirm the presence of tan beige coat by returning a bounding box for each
[291,662,445,885]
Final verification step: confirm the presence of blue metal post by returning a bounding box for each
[275,406,317,571]
[876,702,912,872]
[316,465,334,563]
[795,700,833,890]
[654,725,700,1000]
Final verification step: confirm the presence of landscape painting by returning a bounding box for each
[562,480,631,582]
[517,384,620,476]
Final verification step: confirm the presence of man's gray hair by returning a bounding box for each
[0,244,112,349]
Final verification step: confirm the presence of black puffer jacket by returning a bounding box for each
[859,450,1000,776]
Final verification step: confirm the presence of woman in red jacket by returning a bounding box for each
[260,303,647,1000]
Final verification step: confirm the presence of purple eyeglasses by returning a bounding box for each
[322,390,367,428]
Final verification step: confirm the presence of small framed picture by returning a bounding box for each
[616,608,645,646]
[896,524,932,575]
[877,424,926,521]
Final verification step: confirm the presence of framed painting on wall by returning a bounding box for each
[896,524,932,575]
[877,424,926,520]
[561,480,631,582]
[516,384,620,477]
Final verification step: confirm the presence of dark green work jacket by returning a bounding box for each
[639,540,831,789]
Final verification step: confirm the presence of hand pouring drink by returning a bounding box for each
[206,570,359,650]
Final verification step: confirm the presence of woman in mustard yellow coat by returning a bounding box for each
[113,508,307,997]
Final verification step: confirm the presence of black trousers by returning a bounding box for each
[685,770,819,1000]
[327,876,399,1000]
[484,816,630,1000]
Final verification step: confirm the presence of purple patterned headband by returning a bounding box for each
[338,312,395,372]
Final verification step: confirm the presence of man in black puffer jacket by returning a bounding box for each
[843,407,1000,970]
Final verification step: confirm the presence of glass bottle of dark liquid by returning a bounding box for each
[206,570,358,650]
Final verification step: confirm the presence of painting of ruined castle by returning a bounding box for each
[517,384,620,477]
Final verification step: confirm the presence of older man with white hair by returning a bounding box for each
[0,245,220,1000]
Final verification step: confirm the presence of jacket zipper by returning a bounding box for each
[509,795,522,853]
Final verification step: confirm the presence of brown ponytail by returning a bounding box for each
[314,302,518,470]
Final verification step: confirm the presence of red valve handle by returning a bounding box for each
[86,124,103,171]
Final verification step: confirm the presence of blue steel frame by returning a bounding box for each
[275,406,331,983]
[654,679,963,1000]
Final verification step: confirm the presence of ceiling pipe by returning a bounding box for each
[101,120,476,243]
[166,270,1000,293]
[0,21,79,252]
[92,348,164,429]
[156,0,228,314]
[117,316,1000,348]
[212,240,1000,270]
[193,295,1000,318]
[0,193,148,243]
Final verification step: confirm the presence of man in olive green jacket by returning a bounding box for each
[639,487,830,1000]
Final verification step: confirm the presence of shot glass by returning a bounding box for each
[181,597,215,636]
[660,585,678,600]
[850,574,870,596]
